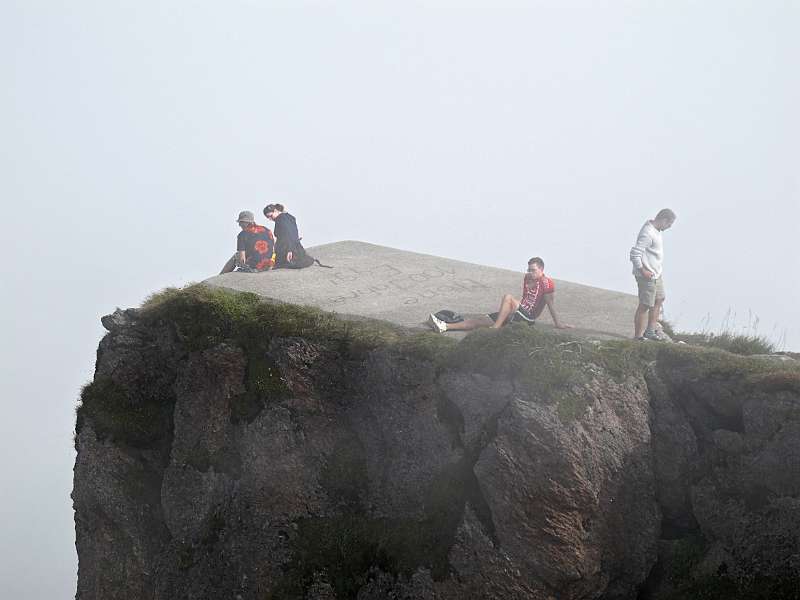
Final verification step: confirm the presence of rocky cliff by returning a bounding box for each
[73,285,800,599]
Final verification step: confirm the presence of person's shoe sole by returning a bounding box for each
[427,313,446,334]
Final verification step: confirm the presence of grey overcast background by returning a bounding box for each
[1,1,798,596]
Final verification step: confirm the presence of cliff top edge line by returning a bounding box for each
[204,240,638,340]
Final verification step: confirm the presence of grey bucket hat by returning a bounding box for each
[236,210,255,223]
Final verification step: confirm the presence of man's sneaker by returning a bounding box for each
[643,328,668,342]
[428,313,447,334]
[654,323,674,342]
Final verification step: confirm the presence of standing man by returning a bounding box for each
[630,208,676,340]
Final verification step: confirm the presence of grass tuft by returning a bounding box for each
[140,284,451,360]
[673,332,775,356]
[656,342,796,382]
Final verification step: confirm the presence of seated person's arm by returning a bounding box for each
[544,294,573,329]
[237,250,247,266]
[274,236,292,262]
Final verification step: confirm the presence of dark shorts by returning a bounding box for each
[487,306,536,325]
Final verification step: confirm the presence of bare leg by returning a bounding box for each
[220,255,237,274]
[634,304,650,338]
[648,297,665,331]
[491,294,520,329]
[444,318,493,332]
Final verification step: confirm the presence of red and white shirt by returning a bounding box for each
[519,275,555,316]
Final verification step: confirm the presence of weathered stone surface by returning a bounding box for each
[474,375,659,600]
[204,241,639,340]
[100,307,138,332]
[74,428,170,600]
[638,349,800,598]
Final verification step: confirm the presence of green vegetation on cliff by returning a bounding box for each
[140,284,456,360]
[78,284,799,449]
[139,284,669,424]
[77,377,173,448]
[75,284,800,599]
[656,341,800,395]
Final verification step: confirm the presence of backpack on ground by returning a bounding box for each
[434,310,464,324]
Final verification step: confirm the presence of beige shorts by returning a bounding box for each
[635,275,665,307]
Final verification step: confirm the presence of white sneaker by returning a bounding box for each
[428,313,447,334]
[643,328,668,342]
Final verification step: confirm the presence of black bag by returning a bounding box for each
[434,310,464,324]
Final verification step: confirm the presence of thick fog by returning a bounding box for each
[1,1,797,597]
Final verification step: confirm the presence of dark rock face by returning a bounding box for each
[472,375,658,600]
[74,305,800,599]
[640,350,800,599]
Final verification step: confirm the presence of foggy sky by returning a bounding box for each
[1,1,798,597]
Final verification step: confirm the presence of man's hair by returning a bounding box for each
[528,257,545,269]
[655,208,676,222]
[263,203,285,215]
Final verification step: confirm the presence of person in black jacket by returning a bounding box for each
[263,203,300,267]
[265,202,325,270]
[263,203,332,269]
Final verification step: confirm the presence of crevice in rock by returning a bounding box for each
[435,393,465,450]
[659,516,700,541]
[458,398,511,547]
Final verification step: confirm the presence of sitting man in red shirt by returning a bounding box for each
[427,257,573,333]
[219,211,276,274]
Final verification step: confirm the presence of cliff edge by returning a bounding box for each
[73,284,800,599]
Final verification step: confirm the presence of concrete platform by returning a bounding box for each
[204,241,638,340]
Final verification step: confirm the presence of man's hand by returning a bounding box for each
[640,267,654,280]
[544,295,573,330]
[287,251,293,262]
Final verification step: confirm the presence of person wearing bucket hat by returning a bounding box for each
[219,210,276,273]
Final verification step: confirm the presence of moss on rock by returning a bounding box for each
[89,285,798,441]
[672,331,776,356]
[444,325,658,422]
[655,342,800,393]
[228,352,291,424]
[141,284,453,362]
[76,377,173,448]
